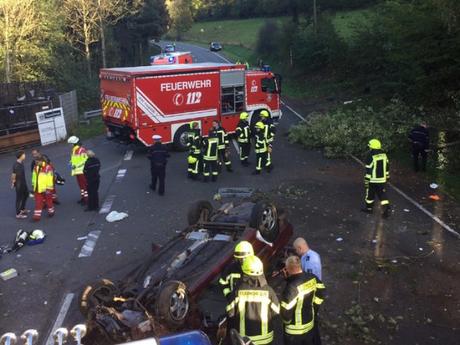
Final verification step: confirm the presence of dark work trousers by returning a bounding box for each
[284,333,314,345]
[87,179,100,210]
[15,185,29,215]
[151,164,166,195]
[203,159,218,181]
[256,152,268,171]
[218,148,232,170]
[238,142,250,164]
[412,143,427,172]
[365,183,389,210]
[312,318,322,345]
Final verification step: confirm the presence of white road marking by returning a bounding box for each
[124,150,134,160]
[115,168,127,182]
[78,230,102,258]
[45,293,74,345]
[99,195,116,214]
[351,154,460,239]
[281,100,307,122]
[281,100,460,239]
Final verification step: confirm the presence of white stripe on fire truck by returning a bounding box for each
[136,87,217,123]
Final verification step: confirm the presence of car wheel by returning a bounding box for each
[155,280,190,328]
[187,200,213,225]
[79,279,118,318]
[173,124,190,151]
[250,202,279,242]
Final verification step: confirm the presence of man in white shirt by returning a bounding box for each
[293,237,322,280]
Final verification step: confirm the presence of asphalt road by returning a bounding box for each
[0,41,458,344]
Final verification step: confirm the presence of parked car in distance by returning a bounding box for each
[164,44,175,53]
[209,42,222,52]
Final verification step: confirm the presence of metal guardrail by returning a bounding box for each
[0,325,158,345]
[79,109,102,124]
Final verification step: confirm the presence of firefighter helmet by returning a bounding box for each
[242,255,263,276]
[260,110,270,118]
[255,122,265,130]
[188,155,198,164]
[190,121,198,129]
[240,112,249,120]
[368,139,382,150]
[234,241,254,259]
[67,136,79,144]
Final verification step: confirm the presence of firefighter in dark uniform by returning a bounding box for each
[408,121,429,172]
[362,139,390,217]
[253,122,272,175]
[236,112,251,166]
[219,241,254,300]
[260,110,275,168]
[147,135,170,195]
[213,120,233,172]
[202,129,219,182]
[226,255,280,345]
[281,256,325,345]
[83,150,101,211]
[186,121,202,180]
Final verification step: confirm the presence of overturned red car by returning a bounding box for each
[80,190,292,344]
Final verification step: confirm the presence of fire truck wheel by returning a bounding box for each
[250,202,279,242]
[173,125,190,151]
[187,200,213,225]
[79,279,119,318]
[155,280,190,328]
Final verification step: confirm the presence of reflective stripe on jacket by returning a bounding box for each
[203,137,219,160]
[70,145,88,176]
[31,163,54,193]
[255,132,268,153]
[236,121,250,143]
[281,272,325,336]
[365,150,389,183]
[219,261,242,297]
[216,127,229,150]
[226,277,280,345]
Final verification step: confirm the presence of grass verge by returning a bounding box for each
[73,117,106,140]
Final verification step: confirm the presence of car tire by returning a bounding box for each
[173,124,190,151]
[155,280,190,328]
[250,202,279,242]
[79,279,118,318]
[187,200,213,225]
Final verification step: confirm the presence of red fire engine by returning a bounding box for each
[100,62,282,148]
[150,52,194,65]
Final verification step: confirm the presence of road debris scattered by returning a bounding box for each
[106,211,128,222]
[1,268,18,281]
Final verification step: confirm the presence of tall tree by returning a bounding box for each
[167,0,194,40]
[0,0,60,83]
[95,0,135,68]
[63,0,99,77]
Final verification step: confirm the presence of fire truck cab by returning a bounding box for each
[100,62,282,149]
[149,52,194,65]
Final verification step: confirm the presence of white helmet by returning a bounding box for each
[67,136,79,144]
[29,229,45,240]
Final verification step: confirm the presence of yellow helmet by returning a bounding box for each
[234,241,254,259]
[260,110,269,118]
[368,139,382,150]
[240,112,249,120]
[242,255,263,276]
[187,155,198,164]
[255,122,265,130]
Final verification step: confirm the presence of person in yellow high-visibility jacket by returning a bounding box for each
[68,136,89,204]
[31,157,55,221]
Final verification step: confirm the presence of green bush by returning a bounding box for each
[289,99,419,158]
